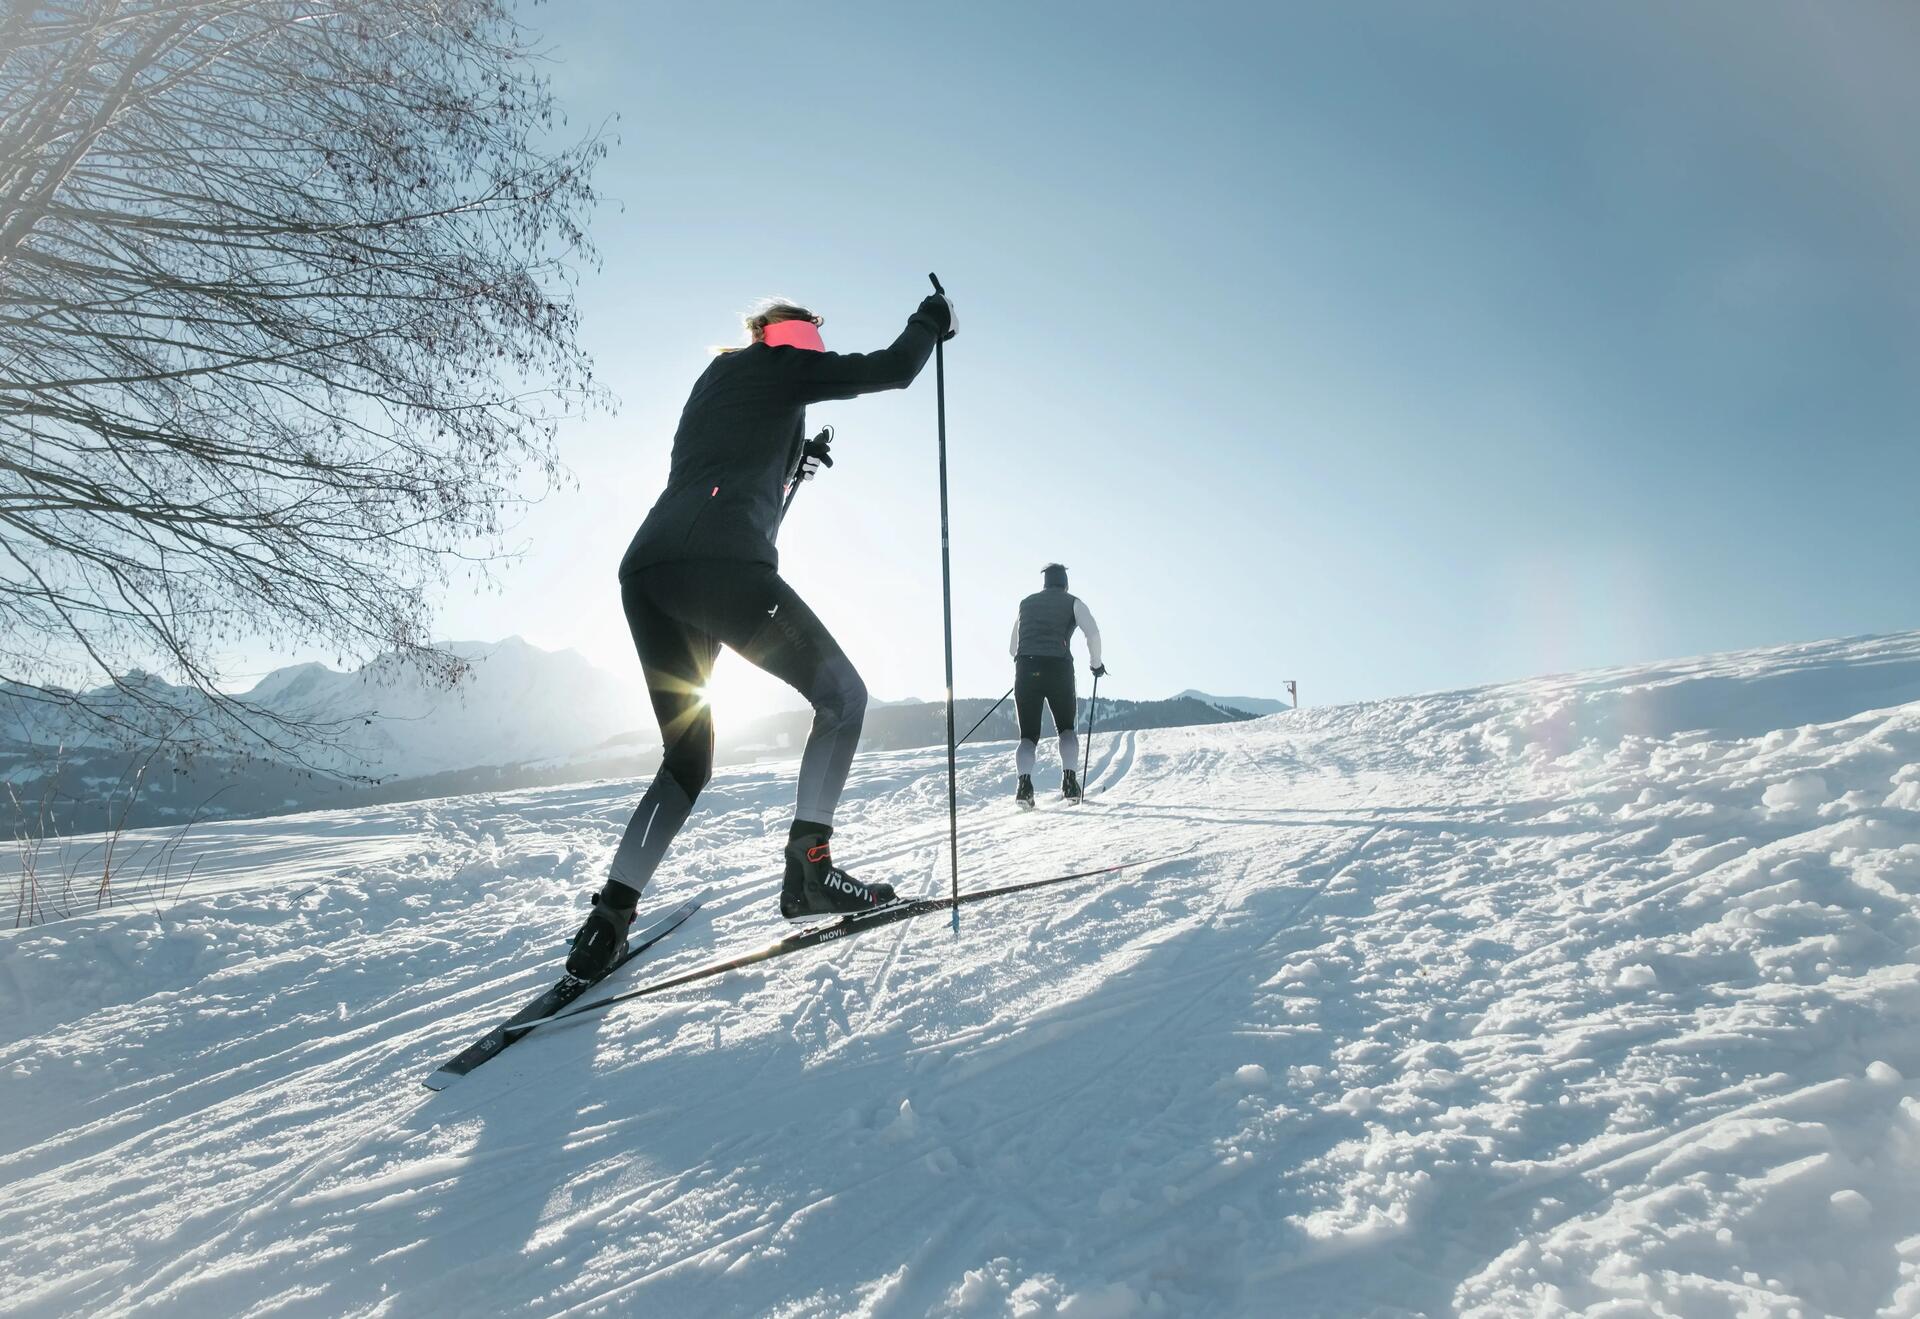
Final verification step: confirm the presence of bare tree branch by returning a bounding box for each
[0,0,608,767]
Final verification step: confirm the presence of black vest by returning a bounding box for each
[1016,588,1079,659]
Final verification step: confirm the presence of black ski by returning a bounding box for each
[422,892,706,1091]
[510,848,1196,1040]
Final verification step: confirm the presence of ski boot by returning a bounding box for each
[1015,774,1035,809]
[1062,768,1082,803]
[566,889,637,981]
[781,825,895,918]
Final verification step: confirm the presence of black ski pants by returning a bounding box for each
[1014,655,1077,742]
[1013,655,1081,779]
[604,560,866,900]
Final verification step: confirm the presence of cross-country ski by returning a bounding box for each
[421,892,706,1090]
[509,850,1197,1041]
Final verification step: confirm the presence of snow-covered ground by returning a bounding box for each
[4,632,1920,1317]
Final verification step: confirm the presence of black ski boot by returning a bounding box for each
[566,889,637,981]
[781,824,895,918]
[1015,774,1035,809]
[1062,768,1082,803]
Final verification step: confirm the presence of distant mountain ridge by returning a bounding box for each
[1179,690,1294,717]
[2,641,1264,833]
[722,693,1256,762]
[236,637,651,780]
[1,638,649,780]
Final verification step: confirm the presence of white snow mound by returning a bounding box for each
[3,629,1920,1316]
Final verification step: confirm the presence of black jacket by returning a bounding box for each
[620,296,948,576]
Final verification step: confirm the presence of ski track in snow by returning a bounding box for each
[4,631,1920,1316]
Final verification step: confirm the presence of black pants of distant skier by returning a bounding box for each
[1013,655,1078,776]
[603,561,866,901]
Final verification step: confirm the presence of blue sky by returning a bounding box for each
[420,1,1920,719]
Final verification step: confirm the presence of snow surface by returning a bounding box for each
[3,631,1920,1317]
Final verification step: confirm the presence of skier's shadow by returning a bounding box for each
[309,994,729,1315]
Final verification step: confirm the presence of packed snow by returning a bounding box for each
[3,631,1919,1317]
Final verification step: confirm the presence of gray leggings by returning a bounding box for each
[605,561,866,899]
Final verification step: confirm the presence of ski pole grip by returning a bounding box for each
[928,272,945,296]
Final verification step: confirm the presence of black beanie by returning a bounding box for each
[1042,563,1068,589]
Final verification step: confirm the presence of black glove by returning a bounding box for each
[918,293,957,341]
[1091,664,1108,678]
[798,427,834,481]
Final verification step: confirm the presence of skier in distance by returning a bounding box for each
[1010,562,1105,807]
[567,289,958,981]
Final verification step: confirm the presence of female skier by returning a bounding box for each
[567,290,956,980]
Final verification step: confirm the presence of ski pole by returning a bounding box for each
[1080,671,1101,801]
[930,271,960,934]
[957,684,1015,748]
[779,425,834,521]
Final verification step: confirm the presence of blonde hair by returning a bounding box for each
[716,298,823,354]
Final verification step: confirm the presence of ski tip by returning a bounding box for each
[421,1069,457,1092]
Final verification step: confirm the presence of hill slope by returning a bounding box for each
[2,632,1919,1316]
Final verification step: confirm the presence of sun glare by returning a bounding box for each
[695,653,807,727]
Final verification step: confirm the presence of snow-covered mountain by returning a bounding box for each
[2,644,1288,831]
[2,637,650,781]
[4,629,1918,1315]
[237,637,652,780]
[0,639,661,832]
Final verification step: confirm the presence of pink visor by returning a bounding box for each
[762,320,825,352]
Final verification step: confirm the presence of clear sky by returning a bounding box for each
[413,1,1919,722]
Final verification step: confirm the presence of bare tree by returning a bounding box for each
[0,0,606,760]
